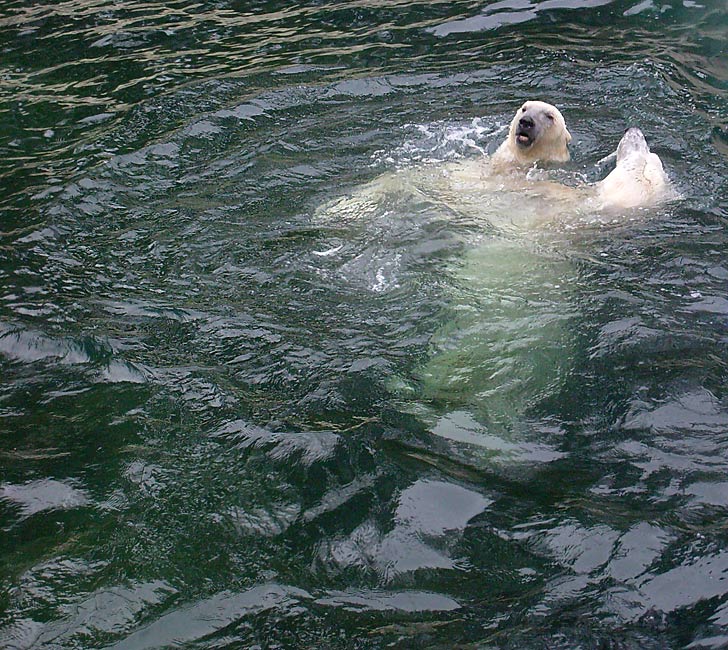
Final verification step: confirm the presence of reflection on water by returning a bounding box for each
[1,0,728,648]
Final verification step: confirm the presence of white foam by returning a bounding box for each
[370,118,506,170]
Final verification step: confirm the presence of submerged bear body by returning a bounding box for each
[314,103,676,452]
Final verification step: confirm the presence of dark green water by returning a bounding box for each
[1,1,727,648]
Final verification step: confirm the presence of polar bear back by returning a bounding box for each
[596,128,670,209]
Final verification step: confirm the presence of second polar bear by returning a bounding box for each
[596,127,670,209]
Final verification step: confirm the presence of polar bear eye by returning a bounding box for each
[521,104,527,112]
[545,113,555,121]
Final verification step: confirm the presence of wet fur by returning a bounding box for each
[316,102,672,231]
[491,100,572,171]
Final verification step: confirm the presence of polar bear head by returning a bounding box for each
[496,100,572,168]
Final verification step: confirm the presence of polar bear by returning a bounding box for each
[314,101,577,231]
[490,100,572,171]
[312,105,674,455]
[316,102,671,231]
[596,127,670,209]
[448,107,671,215]
[445,104,671,215]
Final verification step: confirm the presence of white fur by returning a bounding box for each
[491,100,572,171]
[316,102,673,230]
[596,127,669,209]
[313,104,676,449]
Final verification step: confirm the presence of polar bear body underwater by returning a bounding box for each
[315,102,673,458]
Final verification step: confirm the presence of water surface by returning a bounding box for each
[1,1,727,648]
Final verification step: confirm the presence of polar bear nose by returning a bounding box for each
[519,116,535,129]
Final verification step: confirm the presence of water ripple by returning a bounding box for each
[1,0,728,648]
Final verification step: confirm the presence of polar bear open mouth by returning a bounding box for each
[515,120,536,148]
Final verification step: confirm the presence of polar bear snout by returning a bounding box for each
[616,127,651,161]
[516,116,537,148]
